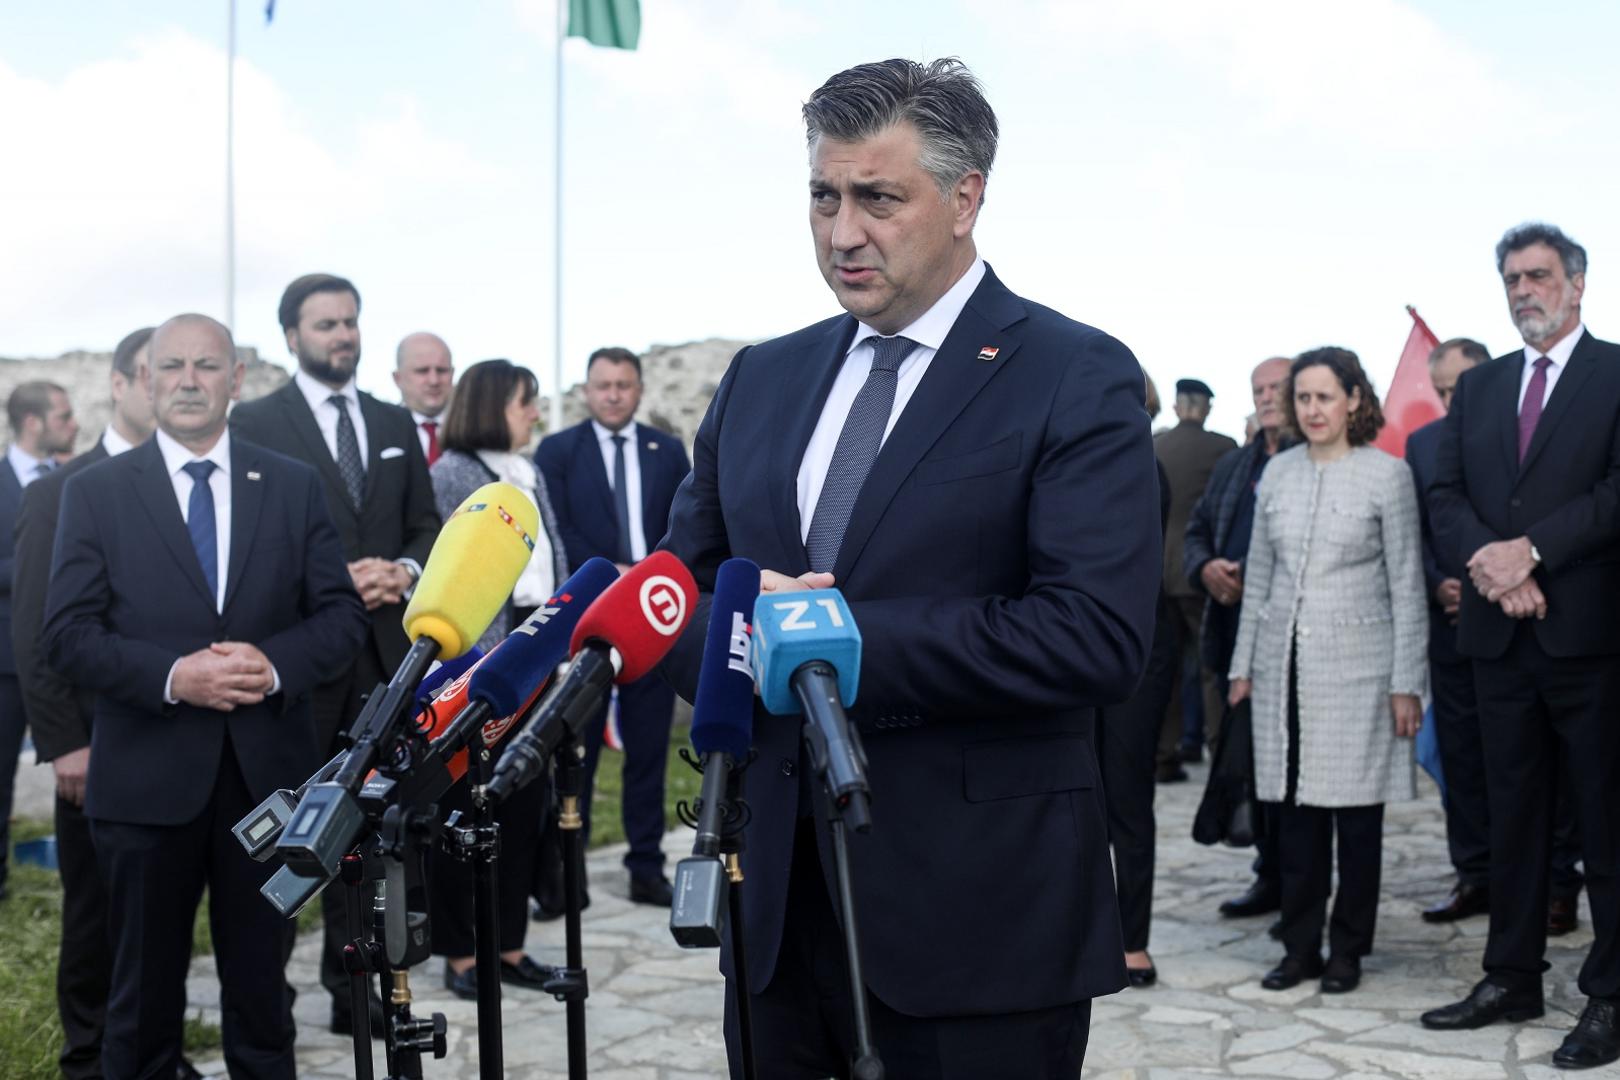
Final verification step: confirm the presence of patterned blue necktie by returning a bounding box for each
[611,434,634,564]
[183,460,219,607]
[804,335,917,573]
[329,394,365,509]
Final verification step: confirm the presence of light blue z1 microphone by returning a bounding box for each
[752,588,871,832]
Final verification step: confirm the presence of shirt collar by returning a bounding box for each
[591,419,638,445]
[847,257,987,357]
[412,410,442,426]
[155,427,231,479]
[101,425,137,457]
[294,368,360,414]
[7,443,46,481]
[1526,322,1585,368]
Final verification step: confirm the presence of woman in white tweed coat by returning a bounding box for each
[1229,347,1427,996]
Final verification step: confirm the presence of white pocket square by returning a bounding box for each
[380,447,406,460]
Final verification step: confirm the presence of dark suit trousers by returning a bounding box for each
[314,643,386,1002]
[1156,595,1205,766]
[1097,592,1176,951]
[90,745,296,1080]
[1476,624,1620,998]
[55,791,113,1080]
[724,819,1092,1079]
[0,674,24,885]
[578,673,676,877]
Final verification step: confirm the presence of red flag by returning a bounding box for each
[1373,306,1443,459]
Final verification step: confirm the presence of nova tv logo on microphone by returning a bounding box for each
[640,575,687,635]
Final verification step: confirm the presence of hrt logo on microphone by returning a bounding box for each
[727,611,752,677]
[640,575,687,636]
[511,603,562,636]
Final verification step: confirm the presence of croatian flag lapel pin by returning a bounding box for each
[977,346,1000,362]
[246,470,262,481]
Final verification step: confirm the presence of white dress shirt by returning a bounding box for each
[7,443,52,487]
[155,428,280,701]
[1519,321,1584,412]
[593,419,647,561]
[100,425,138,458]
[796,257,986,541]
[294,369,369,466]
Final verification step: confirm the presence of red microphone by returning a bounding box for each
[487,552,697,802]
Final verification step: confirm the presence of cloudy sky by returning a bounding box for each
[2,0,1616,439]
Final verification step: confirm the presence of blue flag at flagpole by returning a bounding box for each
[1417,702,1445,800]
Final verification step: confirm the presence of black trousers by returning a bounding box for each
[1475,624,1620,998]
[1433,657,1585,894]
[1097,591,1176,951]
[577,672,676,878]
[90,745,297,1080]
[724,820,1092,1079]
[55,790,113,1080]
[315,642,386,1003]
[0,673,24,889]
[428,765,547,957]
[1213,667,1281,888]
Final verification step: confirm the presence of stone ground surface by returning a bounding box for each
[13,750,1611,1078]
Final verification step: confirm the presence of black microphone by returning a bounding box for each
[670,558,759,948]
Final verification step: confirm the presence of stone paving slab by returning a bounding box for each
[14,747,1608,1076]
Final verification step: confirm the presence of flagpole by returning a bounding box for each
[551,0,565,434]
[225,0,237,334]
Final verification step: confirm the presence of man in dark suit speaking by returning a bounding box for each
[1422,223,1620,1070]
[44,314,367,1079]
[659,59,1160,1077]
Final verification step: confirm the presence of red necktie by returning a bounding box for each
[1517,356,1551,462]
[422,420,440,466]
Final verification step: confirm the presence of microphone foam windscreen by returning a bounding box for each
[403,482,540,658]
[469,558,620,717]
[689,558,760,760]
[752,588,862,716]
[569,551,697,684]
[416,647,484,707]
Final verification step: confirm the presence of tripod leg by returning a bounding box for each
[830,819,884,1080]
[725,854,758,1080]
[340,855,376,1080]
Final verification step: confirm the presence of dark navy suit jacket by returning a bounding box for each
[0,456,24,676]
[1406,418,1465,666]
[658,265,1160,1015]
[535,418,691,573]
[43,436,369,826]
[1430,330,1620,660]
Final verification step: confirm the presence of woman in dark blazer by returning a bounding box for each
[426,359,569,999]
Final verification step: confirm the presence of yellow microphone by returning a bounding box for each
[403,481,540,659]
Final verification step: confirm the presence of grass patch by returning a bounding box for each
[587,707,703,850]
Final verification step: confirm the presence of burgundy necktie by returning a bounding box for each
[422,420,440,466]
[1518,356,1552,462]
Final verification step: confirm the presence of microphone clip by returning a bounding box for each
[674,747,755,840]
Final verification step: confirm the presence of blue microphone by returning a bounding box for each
[416,647,484,707]
[752,589,871,832]
[671,558,760,949]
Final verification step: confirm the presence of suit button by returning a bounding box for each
[780,759,795,777]
[1510,497,1522,507]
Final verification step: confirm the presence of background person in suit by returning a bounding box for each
[1154,378,1237,780]
[0,378,79,899]
[229,272,440,1034]
[1228,347,1426,996]
[535,346,691,907]
[12,328,165,1079]
[1183,356,1294,923]
[43,313,367,1080]
[659,58,1160,1077]
[1421,223,1620,1070]
[394,331,454,465]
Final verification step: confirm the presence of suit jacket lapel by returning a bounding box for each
[1497,352,1525,478]
[278,383,354,517]
[1519,331,1599,478]
[0,457,22,513]
[768,317,859,575]
[223,446,265,613]
[130,440,216,610]
[577,422,618,529]
[358,393,387,505]
[831,271,1024,584]
[636,428,663,544]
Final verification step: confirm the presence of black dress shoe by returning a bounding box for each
[1553,999,1620,1070]
[500,955,560,991]
[1420,978,1543,1030]
[1219,879,1282,919]
[1320,955,1361,994]
[329,993,387,1035]
[629,873,674,907]
[1126,965,1157,988]
[1155,763,1189,783]
[1422,883,1490,923]
[1268,919,1284,941]
[1261,954,1323,990]
[1178,742,1204,764]
[176,1058,204,1080]
[444,964,479,1002]
[1549,895,1580,937]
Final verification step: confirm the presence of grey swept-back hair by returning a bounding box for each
[802,58,998,204]
[1496,222,1587,278]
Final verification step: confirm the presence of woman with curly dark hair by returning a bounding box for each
[1228,346,1427,994]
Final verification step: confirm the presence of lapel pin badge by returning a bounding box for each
[648,441,658,451]
[977,346,1000,362]
[246,470,261,481]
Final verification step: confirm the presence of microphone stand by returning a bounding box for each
[801,716,883,1080]
[721,773,758,1080]
[548,733,591,1080]
[443,723,506,1080]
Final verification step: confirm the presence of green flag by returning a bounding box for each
[568,0,640,49]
